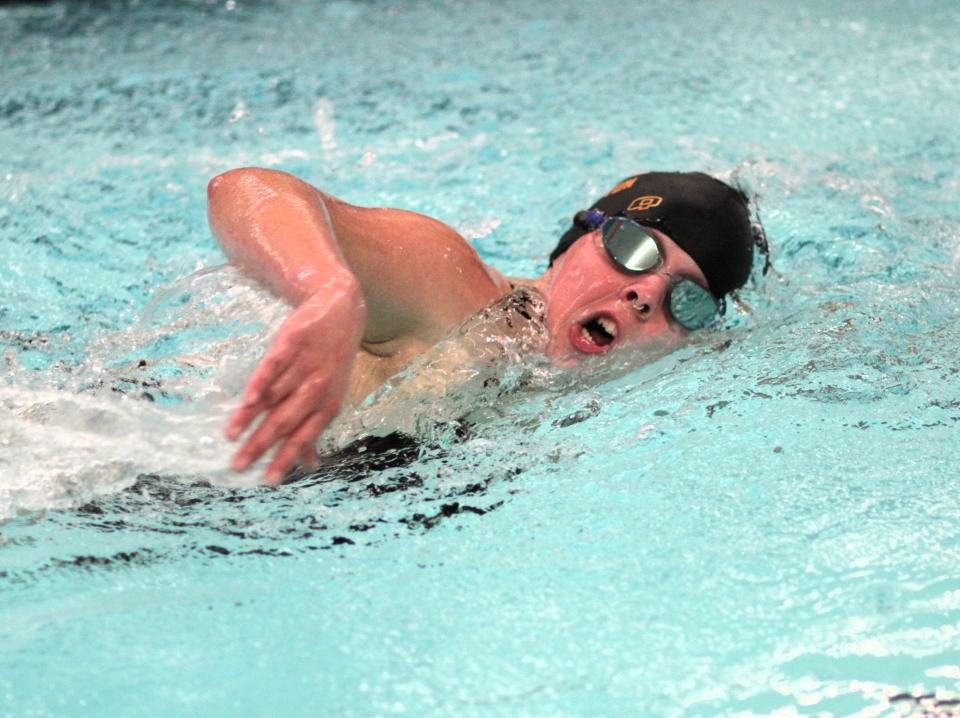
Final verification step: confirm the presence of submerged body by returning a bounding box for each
[207,168,754,483]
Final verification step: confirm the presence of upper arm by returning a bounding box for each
[208,167,505,350]
[321,195,506,348]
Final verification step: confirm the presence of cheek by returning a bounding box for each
[551,265,587,296]
[545,277,584,324]
[622,314,683,345]
[551,271,620,316]
[615,329,683,363]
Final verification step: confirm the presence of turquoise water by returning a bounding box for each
[2,0,960,716]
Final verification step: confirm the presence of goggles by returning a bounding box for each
[580,210,724,331]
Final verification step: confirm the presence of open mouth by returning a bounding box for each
[571,314,618,353]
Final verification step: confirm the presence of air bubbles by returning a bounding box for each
[228,99,247,123]
[357,150,377,169]
[860,193,893,218]
[313,98,337,151]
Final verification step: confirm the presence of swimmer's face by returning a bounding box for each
[540,227,711,363]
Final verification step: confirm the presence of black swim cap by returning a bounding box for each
[550,172,754,297]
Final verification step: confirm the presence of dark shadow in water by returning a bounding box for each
[1,429,526,587]
[889,692,960,717]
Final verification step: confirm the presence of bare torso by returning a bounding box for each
[347,267,515,405]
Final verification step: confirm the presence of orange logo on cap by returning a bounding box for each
[605,177,637,196]
[627,195,663,212]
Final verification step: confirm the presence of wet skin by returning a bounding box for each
[208,168,710,483]
[531,226,710,363]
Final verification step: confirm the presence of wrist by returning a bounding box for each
[294,266,356,301]
[300,270,367,322]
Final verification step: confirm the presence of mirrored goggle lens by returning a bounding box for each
[602,219,661,272]
[669,279,721,331]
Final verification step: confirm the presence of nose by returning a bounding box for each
[620,276,668,321]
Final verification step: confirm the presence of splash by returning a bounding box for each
[0,266,286,519]
[0,270,566,520]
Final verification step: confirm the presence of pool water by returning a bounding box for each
[2,1,960,716]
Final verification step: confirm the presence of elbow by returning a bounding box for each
[207,167,273,205]
[207,168,253,223]
[207,169,237,200]
[207,167,323,214]
[206,168,273,245]
[207,167,287,231]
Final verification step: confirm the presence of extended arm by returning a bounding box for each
[206,167,505,483]
[208,169,367,483]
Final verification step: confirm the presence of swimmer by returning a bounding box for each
[207,169,759,484]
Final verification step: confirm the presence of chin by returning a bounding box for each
[543,341,582,369]
[543,340,622,370]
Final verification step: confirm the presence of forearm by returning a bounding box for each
[207,167,356,306]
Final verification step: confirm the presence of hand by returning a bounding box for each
[225,280,366,484]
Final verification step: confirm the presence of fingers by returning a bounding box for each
[265,410,335,485]
[225,343,304,440]
[259,361,304,407]
[225,399,266,441]
[230,377,331,473]
[241,339,297,405]
[226,361,305,440]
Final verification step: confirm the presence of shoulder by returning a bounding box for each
[323,200,510,349]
